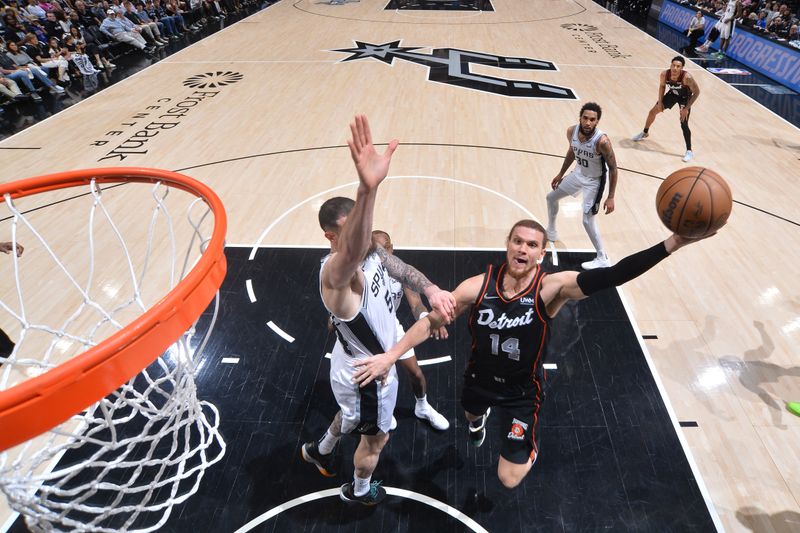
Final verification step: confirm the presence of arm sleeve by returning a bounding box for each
[576,242,670,296]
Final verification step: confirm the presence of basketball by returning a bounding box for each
[655,167,732,238]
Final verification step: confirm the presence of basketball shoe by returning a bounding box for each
[682,150,694,162]
[632,131,648,141]
[301,441,336,477]
[415,404,450,430]
[468,408,491,447]
[340,481,387,506]
[581,253,611,270]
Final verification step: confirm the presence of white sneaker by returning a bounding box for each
[632,131,648,141]
[389,415,397,431]
[581,254,611,270]
[50,85,65,94]
[546,228,558,242]
[682,150,694,162]
[415,404,450,430]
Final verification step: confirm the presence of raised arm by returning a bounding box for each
[353,274,484,387]
[374,245,456,321]
[596,134,618,214]
[321,116,399,317]
[541,233,713,317]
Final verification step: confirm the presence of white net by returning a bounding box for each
[0,175,226,532]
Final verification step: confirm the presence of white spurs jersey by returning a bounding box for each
[388,275,404,312]
[320,252,397,359]
[571,125,606,179]
[721,0,736,22]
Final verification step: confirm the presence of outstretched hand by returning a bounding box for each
[427,289,456,324]
[0,242,23,257]
[352,353,394,388]
[347,115,399,191]
[666,231,717,252]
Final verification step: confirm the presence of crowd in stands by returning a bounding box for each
[683,0,799,47]
[0,0,259,104]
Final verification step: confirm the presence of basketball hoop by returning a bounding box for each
[0,168,227,532]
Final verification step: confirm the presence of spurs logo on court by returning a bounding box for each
[331,40,577,99]
[560,23,599,31]
[183,71,244,89]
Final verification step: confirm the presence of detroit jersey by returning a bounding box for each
[571,125,606,179]
[466,263,551,397]
[664,70,691,100]
[320,252,397,359]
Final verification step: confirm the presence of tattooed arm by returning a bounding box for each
[374,245,456,322]
[597,135,618,215]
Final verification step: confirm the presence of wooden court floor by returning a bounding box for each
[1,0,799,531]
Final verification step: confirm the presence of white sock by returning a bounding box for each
[353,474,371,497]
[317,430,339,455]
[415,395,429,411]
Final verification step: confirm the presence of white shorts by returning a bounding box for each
[395,318,416,361]
[329,341,398,434]
[557,169,602,215]
[719,20,734,40]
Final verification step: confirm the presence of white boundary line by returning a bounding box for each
[267,321,295,343]
[232,486,489,533]
[245,279,256,302]
[615,287,725,532]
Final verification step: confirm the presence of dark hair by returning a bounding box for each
[672,55,685,66]
[579,102,602,121]
[318,197,355,231]
[507,219,547,246]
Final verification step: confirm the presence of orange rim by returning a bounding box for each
[0,168,227,452]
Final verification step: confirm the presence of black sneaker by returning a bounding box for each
[340,481,386,506]
[301,441,336,477]
[468,408,490,447]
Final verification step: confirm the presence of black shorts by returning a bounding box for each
[461,382,542,465]
[662,92,688,110]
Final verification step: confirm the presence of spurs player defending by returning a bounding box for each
[372,230,449,431]
[300,116,455,506]
[546,102,618,270]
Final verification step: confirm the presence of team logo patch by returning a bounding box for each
[519,296,535,306]
[331,40,577,99]
[183,71,244,89]
[560,23,598,31]
[507,418,528,441]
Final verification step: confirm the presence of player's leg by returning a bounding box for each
[398,355,449,430]
[340,432,390,505]
[680,105,693,162]
[633,100,665,141]
[496,398,541,489]
[462,383,493,447]
[580,177,609,269]
[301,410,342,477]
[546,171,581,241]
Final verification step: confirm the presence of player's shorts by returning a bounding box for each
[330,342,398,435]
[395,318,416,361]
[461,380,542,465]
[719,19,734,39]
[662,91,689,110]
[556,169,603,215]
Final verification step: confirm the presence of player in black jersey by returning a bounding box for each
[632,56,701,162]
[352,219,714,489]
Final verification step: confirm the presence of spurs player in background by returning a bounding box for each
[372,230,449,431]
[696,0,741,56]
[300,116,455,506]
[352,219,715,489]
[632,56,701,163]
[546,102,618,270]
